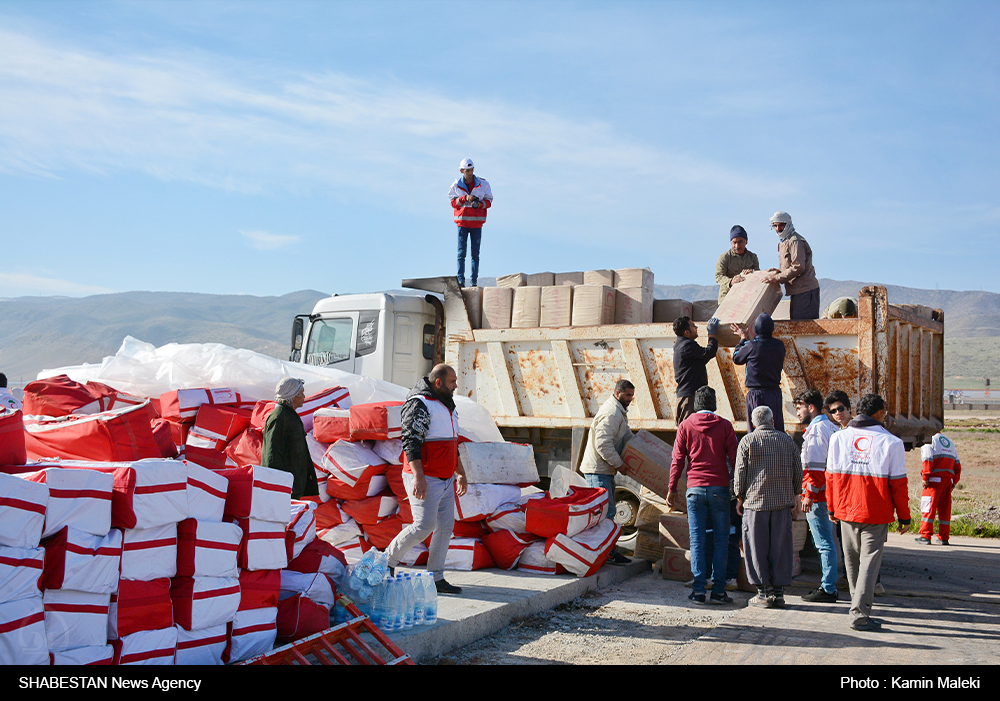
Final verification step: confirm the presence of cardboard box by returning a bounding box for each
[653,299,693,324]
[584,269,615,287]
[496,273,526,288]
[633,530,665,563]
[792,519,808,552]
[661,545,693,581]
[614,268,654,291]
[482,286,514,329]
[636,490,668,533]
[772,298,791,321]
[458,442,539,485]
[614,287,653,324]
[525,272,555,287]
[711,270,783,347]
[620,430,673,498]
[461,287,484,329]
[691,299,718,322]
[658,511,690,549]
[512,286,542,328]
[571,285,615,326]
[554,272,584,286]
[539,286,573,328]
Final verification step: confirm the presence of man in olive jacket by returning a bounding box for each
[260,377,319,500]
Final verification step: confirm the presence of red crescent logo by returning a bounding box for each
[853,436,871,452]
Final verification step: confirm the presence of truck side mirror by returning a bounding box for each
[291,317,304,353]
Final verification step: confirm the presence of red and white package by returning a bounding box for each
[385,464,407,500]
[312,408,351,443]
[305,434,332,503]
[120,524,178,581]
[160,387,241,424]
[444,537,496,571]
[349,401,403,440]
[372,438,404,465]
[235,518,291,571]
[0,471,47,548]
[286,539,348,591]
[224,606,277,664]
[50,644,114,665]
[22,375,108,417]
[525,486,609,538]
[176,519,242,578]
[186,404,252,452]
[485,491,546,533]
[453,520,489,538]
[0,545,44,603]
[60,459,188,530]
[279,570,336,610]
[170,576,241,631]
[186,461,230,522]
[0,596,48,665]
[183,444,229,472]
[456,483,521,522]
[224,427,263,468]
[362,514,405,550]
[482,530,539,570]
[0,409,26,466]
[517,540,562,575]
[313,499,347,530]
[251,386,351,433]
[276,594,330,644]
[316,517,362,551]
[112,626,177,665]
[321,441,388,501]
[24,402,161,463]
[287,501,317,560]
[174,624,226,665]
[544,519,621,577]
[218,465,293,523]
[41,527,122,594]
[333,536,373,565]
[149,418,180,459]
[341,492,398,526]
[43,589,110,651]
[397,543,428,566]
[25,466,114,537]
[83,381,147,414]
[237,569,281,612]
[108,577,174,639]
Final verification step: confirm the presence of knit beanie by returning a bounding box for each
[730,225,748,241]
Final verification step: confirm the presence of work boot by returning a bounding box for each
[937,538,950,546]
[801,588,838,603]
[435,578,462,595]
[914,536,932,545]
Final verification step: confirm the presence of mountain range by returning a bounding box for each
[1,279,997,386]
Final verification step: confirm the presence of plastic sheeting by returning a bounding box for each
[39,337,504,443]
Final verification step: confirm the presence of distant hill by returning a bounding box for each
[1,281,997,387]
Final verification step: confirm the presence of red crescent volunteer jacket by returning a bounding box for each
[826,417,910,524]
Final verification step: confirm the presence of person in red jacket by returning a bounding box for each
[449,158,493,288]
[667,386,738,605]
[826,393,911,632]
[916,432,961,545]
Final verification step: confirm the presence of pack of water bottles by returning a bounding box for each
[335,548,439,632]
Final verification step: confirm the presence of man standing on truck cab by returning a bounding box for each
[449,158,493,288]
[826,393,910,631]
[673,316,719,424]
[715,225,760,304]
[385,364,469,594]
[759,211,820,320]
[580,379,636,566]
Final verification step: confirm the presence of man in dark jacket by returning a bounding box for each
[260,377,319,500]
[667,386,738,604]
[731,313,786,431]
[672,316,719,424]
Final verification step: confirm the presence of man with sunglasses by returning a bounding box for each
[760,211,819,320]
[824,390,852,428]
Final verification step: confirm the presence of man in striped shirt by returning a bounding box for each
[734,405,802,608]
[794,389,840,603]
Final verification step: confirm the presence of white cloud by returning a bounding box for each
[0,272,115,297]
[240,230,301,250]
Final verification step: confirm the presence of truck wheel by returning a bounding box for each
[614,488,641,544]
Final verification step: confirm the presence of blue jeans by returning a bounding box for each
[687,486,730,596]
[806,501,839,594]
[457,227,482,286]
[584,473,617,521]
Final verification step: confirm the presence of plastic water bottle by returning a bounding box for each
[372,581,393,633]
[368,550,389,586]
[422,573,438,625]
[412,573,427,626]
[392,575,405,632]
[402,574,415,630]
[352,549,376,584]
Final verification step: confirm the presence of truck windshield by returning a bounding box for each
[305,317,353,366]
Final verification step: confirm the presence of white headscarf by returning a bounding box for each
[770,211,796,241]
[275,377,305,405]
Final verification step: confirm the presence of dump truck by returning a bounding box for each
[291,276,945,541]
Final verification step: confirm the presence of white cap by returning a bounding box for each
[460,158,474,170]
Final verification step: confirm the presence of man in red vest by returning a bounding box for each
[449,158,493,288]
[385,364,469,594]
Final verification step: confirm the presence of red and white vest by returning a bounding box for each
[402,396,460,480]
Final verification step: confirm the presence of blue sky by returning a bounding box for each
[1,0,998,298]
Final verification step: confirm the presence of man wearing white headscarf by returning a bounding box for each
[260,377,318,499]
[760,211,820,320]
